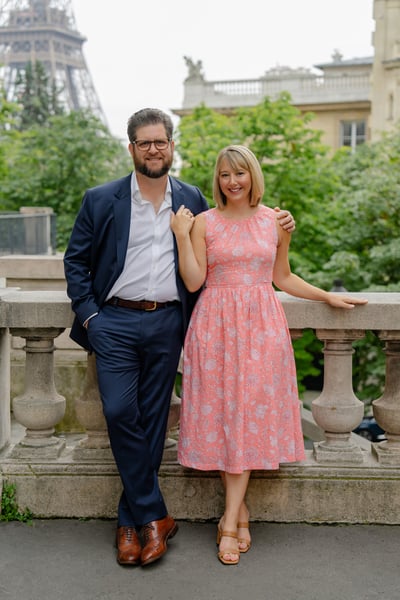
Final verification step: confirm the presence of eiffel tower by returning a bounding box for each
[0,0,106,123]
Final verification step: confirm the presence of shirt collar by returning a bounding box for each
[131,172,172,207]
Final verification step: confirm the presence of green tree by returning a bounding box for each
[0,88,20,130]
[178,104,239,203]
[324,128,400,292]
[0,83,20,189]
[1,66,130,249]
[321,129,400,405]
[0,110,131,248]
[236,93,329,210]
[15,61,64,129]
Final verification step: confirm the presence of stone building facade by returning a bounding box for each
[173,0,400,151]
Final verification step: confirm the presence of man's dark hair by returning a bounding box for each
[127,108,174,143]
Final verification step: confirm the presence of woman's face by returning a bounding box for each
[218,158,252,205]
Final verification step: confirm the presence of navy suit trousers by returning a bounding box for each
[86,303,183,527]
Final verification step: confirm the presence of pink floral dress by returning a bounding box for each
[177,206,305,473]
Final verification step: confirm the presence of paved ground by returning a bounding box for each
[1,519,399,600]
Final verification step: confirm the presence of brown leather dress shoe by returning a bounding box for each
[140,515,178,566]
[116,526,142,565]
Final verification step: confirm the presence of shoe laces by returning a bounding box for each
[142,523,155,543]
[122,526,135,541]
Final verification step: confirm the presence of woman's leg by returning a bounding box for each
[218,470,251,562]
[220,472,252,551]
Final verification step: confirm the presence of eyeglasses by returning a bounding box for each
[132,138,171,151]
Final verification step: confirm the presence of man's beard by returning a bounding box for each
[135,161,171,179]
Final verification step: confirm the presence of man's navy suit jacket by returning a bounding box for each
[64,173,209,351]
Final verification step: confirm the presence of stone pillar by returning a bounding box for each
[373,333,400,465]
[19,206,55,255]
[0,327,11,451]
[167,350,183,434]
[73,352,182,462]
[10,327,66,458]
[289,327,308,425]
[163,352,183,461]
[73,352,113,460]
[312,329,365,463]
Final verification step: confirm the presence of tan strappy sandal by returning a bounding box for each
[237,521,251,553]
[217,523,240,565]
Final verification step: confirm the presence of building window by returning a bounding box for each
[340,120,366,151]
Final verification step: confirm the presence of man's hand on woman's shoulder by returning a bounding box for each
[274,206,296,233]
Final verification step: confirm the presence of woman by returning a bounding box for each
[171,145,367,565]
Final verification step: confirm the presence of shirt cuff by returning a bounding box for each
[83,312,99,329]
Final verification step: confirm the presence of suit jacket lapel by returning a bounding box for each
[170,177,185,213]
[170,177,185,274]
[112,174,132,272]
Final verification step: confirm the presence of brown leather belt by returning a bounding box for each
[105,297,180,311]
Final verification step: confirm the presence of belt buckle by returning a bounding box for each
[145,301,157,311]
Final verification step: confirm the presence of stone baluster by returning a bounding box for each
[312,329,365,463]
[289,328,324,441]
[0,327,11,451]
[162,352,183,462]
[73,352,113,460]
[10,327,66,458]
[73,352,183,462]
[373,333,400,465]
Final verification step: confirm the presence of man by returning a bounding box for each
[64,108,295,567]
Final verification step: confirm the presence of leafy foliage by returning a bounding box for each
[0,61,131,248]
[326,129,400,292]
[353,331,385,404]
[0,84,20,183]
[0,110,131,248]
[0,481,33,523]
[178,104,239,203]
[15,61,64,129]
[324,130,400,406]
[292,329,323,395]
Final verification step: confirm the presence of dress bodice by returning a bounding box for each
[204,206,278,288]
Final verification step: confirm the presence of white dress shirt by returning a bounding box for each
[106,173,179,302]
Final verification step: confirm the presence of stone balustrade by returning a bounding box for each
[1,289,400,523]
[181,72,371,111]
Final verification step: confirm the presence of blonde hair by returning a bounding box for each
[213,145,265,209]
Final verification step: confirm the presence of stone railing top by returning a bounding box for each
[0,290,399,332]
[0,254,65,279]
[280,292,400,331]
[0,290,74,328]
[181,71,371,110]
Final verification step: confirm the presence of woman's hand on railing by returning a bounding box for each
[326,293,369,309]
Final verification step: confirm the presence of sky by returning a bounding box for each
[71,0,375,141]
